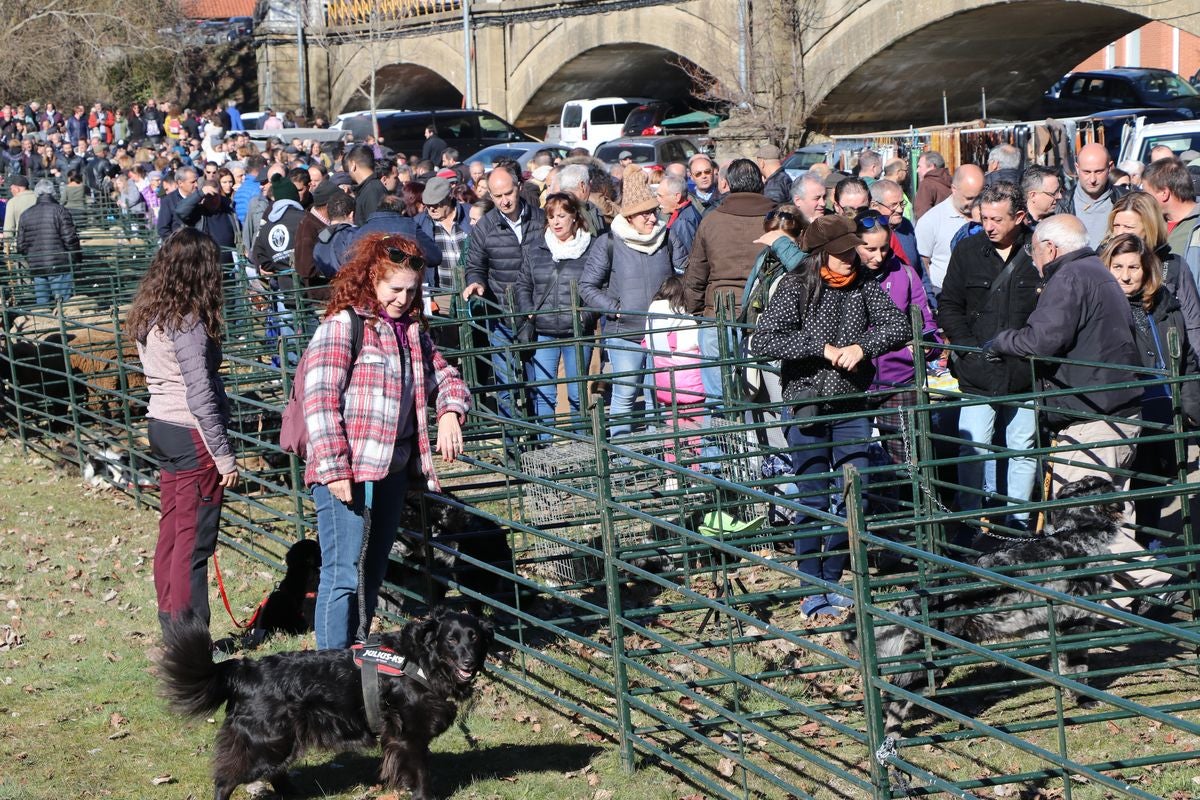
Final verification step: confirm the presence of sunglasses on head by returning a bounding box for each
[858,215,888,230]
[386,246,426,270]
[765,209,795,222]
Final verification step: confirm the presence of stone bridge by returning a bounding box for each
[258,0,1200,137]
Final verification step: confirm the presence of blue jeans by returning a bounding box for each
[312,470,408,649]
[698,324,732,411]
[489,320,523,428]
[957,402,1037,523]
[526,335,591,440]
[606,337,651,437]
[33,273,74,307]
[785,412,870,584]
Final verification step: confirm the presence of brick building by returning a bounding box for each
[1074,21,1200,82]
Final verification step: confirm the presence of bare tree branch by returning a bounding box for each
[0,0,183,104]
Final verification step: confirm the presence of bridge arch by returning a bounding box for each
[506,5,739,131]
[330,37,467,115]
[804,0,1200,132]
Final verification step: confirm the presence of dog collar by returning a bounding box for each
[352,641,431,735]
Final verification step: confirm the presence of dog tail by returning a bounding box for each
[159,616,235,716]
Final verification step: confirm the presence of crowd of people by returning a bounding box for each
[4,92,1199,632]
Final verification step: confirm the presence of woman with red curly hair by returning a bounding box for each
[302,232,470,649]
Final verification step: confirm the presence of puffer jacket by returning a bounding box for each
[515,231,597,337]
[464,200,546,304]
[16,194,81,277]
[579,218,675,340]
[137,319,235,475]
[683,192,778,317]
[750,269,909,407]
[937,228,1041,396]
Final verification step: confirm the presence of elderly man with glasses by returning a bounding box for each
[870,178,919,268]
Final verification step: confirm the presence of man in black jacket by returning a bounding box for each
[346,145,386,224]
[991,214,1166,608]
[462,163,546,452]
[937,181,1041,532]
[17,180,81,306]
[421,125,447,168]
[156,166,201,241]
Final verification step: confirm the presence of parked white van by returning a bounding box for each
[559,97,654,154]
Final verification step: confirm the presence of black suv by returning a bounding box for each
[1043,68,1200,118]
[335,109,535,159]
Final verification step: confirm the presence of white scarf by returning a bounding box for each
[545,227,592,261]
[611,214,668,254]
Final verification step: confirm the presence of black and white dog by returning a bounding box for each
[844,476,1124,733]
[160,608,493,800]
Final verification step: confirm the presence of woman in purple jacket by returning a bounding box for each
[856,210,940,467]
[127,228,238,634]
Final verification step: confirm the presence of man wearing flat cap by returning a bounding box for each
[757,144,793,205]
[416,177,472,291]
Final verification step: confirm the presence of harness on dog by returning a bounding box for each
[352,640,431,735]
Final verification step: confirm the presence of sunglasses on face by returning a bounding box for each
[691,169,713,177]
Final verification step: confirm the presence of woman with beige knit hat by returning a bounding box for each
[580,165,676,437]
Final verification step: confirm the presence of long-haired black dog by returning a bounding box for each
[843,476,1123,733]
[160,608,494,800]
[387,491,517,615]
[249,538,322,642]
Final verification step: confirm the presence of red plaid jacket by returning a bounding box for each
[302,307,470,490]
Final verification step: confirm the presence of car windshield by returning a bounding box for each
[1135,73,1199,100]
[783,151,827,169]
[594,144,655,164]
[1140,133,1200,161]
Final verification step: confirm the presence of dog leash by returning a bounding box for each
[211,550,266,631]
[354,480,376,645]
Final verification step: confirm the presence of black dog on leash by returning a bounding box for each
[843,476,1124,733]
[387,491,517,615]
[160,608,494,800]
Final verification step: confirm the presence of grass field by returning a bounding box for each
[0,438,694,800]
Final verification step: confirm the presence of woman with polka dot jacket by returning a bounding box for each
[749,214,909,619]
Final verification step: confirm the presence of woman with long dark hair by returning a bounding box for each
[126,228,238,633]
[302,233,470,649]
[750,214,908,618]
